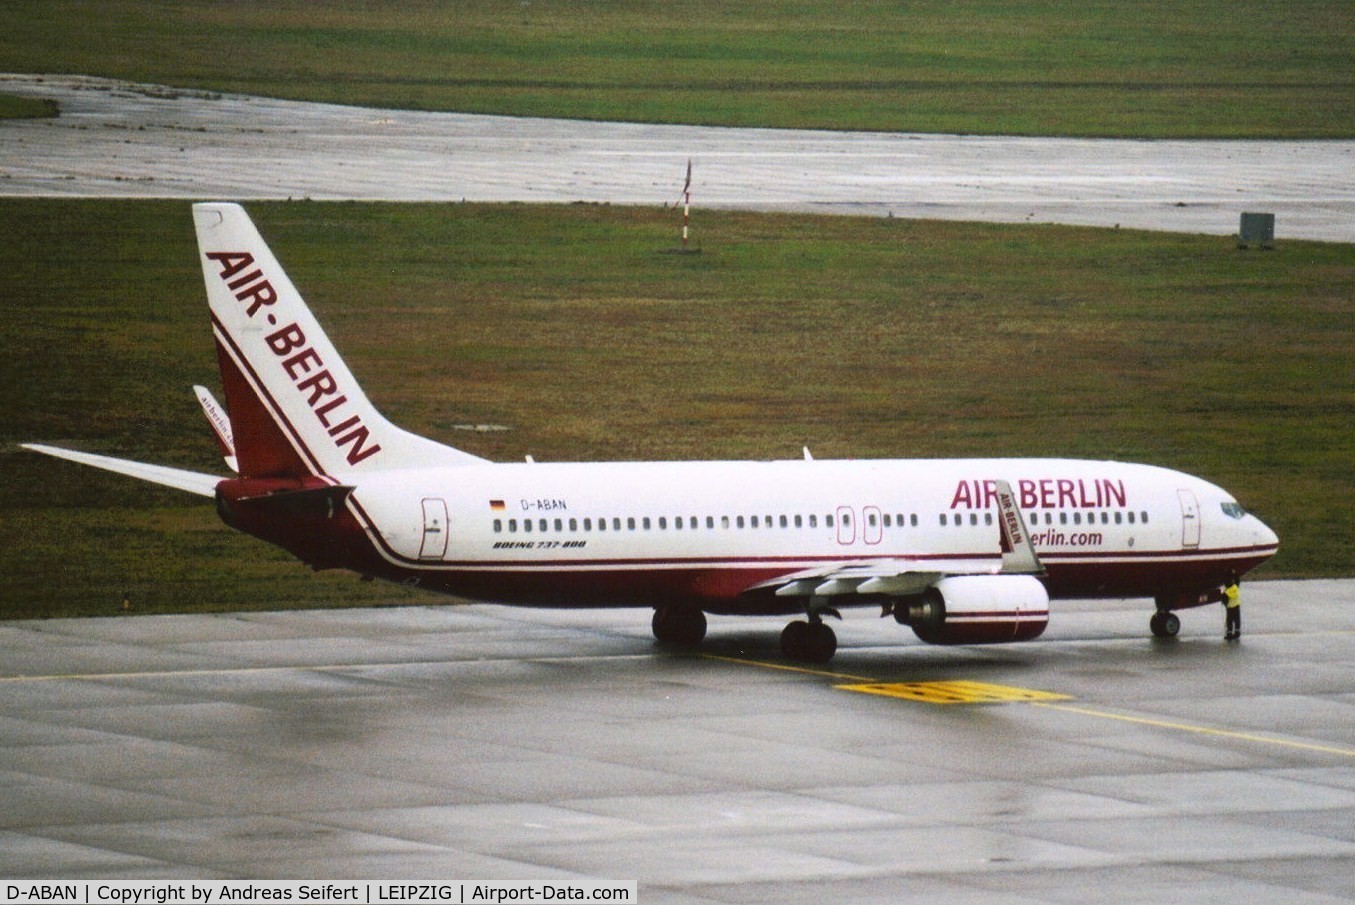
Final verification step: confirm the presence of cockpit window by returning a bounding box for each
[1221,502,1247,519]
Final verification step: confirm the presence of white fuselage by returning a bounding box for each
[337,457,1278,611]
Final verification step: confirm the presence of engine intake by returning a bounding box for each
[901,575,1049,645]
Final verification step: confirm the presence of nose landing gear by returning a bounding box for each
[1150,609,1181,638]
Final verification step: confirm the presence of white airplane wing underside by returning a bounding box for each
[22,444,222,498]
[747,560,980,599]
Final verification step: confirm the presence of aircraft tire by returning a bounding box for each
[781,620,836,663]
[652,606,707,646]
[805,622,837,663]
[780,620,810,660]
[1150,611,1181,638]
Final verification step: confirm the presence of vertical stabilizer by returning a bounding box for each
[193,203,486,478]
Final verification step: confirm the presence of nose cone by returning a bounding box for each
[1253,515,1280,553]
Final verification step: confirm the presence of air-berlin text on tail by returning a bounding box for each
[951,478,1127,511]
[205,251,278,317]
[206,251,382,466]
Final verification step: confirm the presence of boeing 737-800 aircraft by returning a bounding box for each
[25,204,1279,662]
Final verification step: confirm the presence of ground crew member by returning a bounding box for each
[1223,573,1241,640]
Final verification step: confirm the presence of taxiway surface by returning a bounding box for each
[4,581,1355,902]
[2,74,1354,241]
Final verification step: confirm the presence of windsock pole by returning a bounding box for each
[680,158,692,248]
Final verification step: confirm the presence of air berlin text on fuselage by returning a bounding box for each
[206,251,382,466]
[951,478,1127,511]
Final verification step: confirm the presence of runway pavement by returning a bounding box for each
[4,580,1355,901]
[3,74,1354,242]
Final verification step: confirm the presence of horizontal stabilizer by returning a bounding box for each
[22,444,222,497]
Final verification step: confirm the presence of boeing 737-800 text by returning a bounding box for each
[24,204,1279,662]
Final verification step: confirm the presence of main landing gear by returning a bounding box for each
[780,605,840,664]
[650,604,840,664]
[651,606,707,647]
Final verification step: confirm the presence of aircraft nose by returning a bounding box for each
[1253,515,1280,551]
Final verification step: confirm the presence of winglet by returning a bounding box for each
[194,385,239,473]
[995,479,1044,575]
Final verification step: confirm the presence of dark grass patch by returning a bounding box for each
[0,92,57,119]
[1,0,1352,137]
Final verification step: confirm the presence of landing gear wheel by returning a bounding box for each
[652,606,706,647]
[805,621,837,663]
[780,620,837,663]
[780,620,809,659]
[1150,611,1180,638]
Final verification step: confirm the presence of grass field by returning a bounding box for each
[1,200,1351,619]
[2,0,1353,137]
[0,93,56,119]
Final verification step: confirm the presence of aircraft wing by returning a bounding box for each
[745,559,987,600]
[748,479,1044,600]
[22,444,223,498]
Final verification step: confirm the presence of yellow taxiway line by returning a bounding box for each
[704,652,1355,759]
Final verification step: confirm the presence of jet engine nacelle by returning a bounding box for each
[902,575,1049,645]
